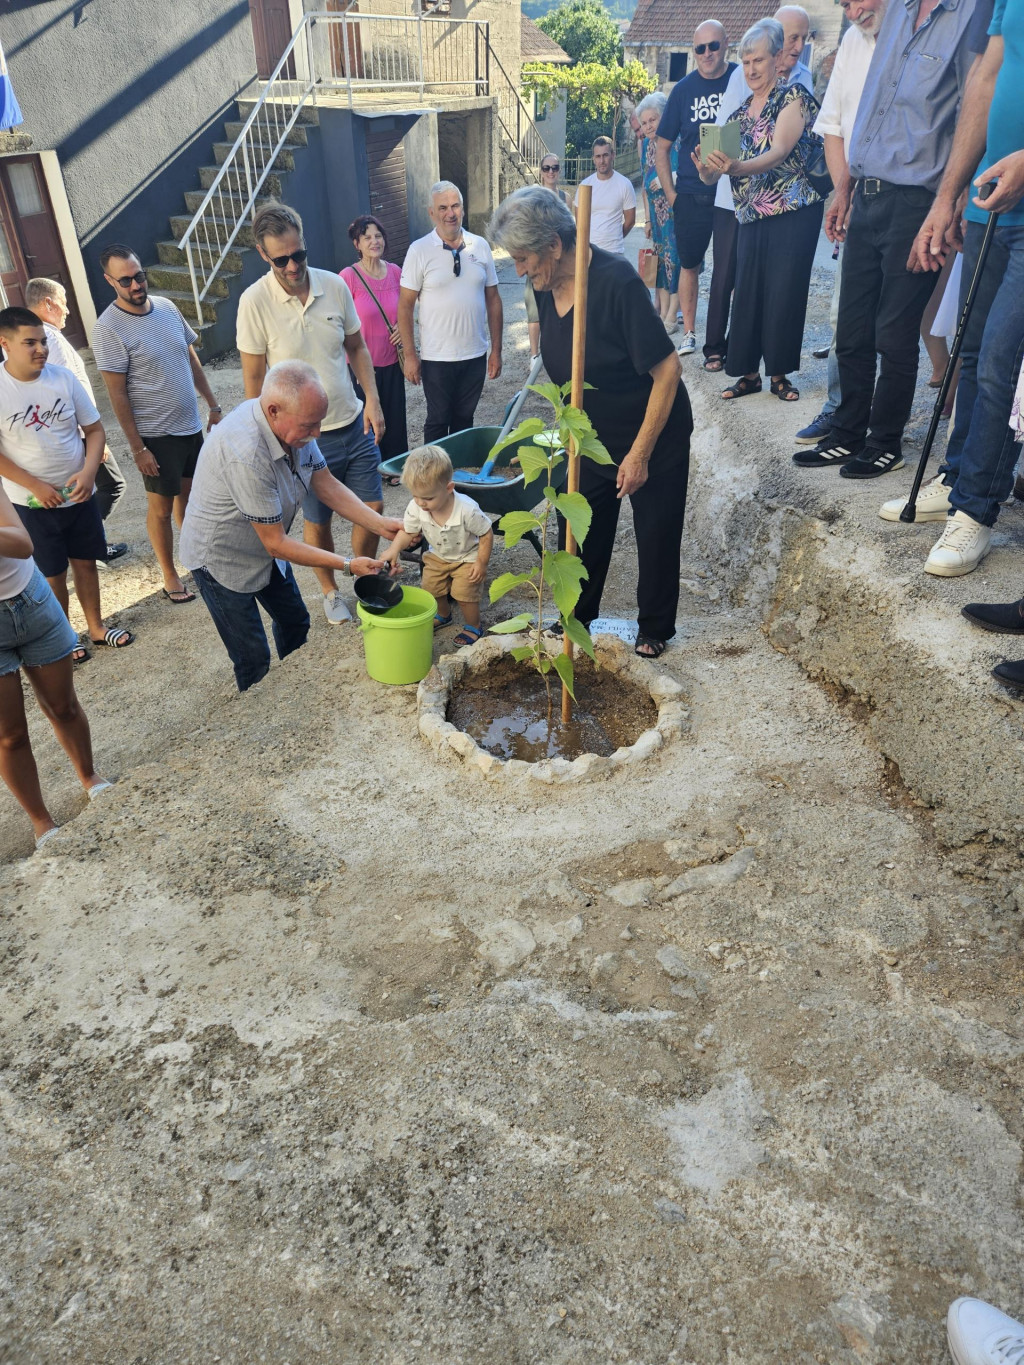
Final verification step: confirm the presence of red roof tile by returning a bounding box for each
[521,16,572,64]
[625,0,777,46]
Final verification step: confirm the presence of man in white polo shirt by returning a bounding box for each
[237,201,386,625]
[575,137,637,256]
[398,181,503,443]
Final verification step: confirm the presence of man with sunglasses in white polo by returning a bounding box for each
[94,244,223,605]
[398,181,502,444]
[236,201,387,625]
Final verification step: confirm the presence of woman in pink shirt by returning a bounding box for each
[341,216,408,483]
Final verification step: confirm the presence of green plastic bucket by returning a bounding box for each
[356,584,437,685]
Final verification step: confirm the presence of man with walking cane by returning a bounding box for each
[881,2,1024,581]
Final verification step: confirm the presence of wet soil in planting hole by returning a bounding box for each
[447,654,658,761]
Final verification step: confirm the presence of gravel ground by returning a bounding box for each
[1,225,1021,1365]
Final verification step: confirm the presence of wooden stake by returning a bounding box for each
[561,183,591,726]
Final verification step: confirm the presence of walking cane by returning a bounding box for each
[900,183,999,522]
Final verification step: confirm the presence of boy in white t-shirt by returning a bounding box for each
[380,445,493,647]
[0,308,133,659]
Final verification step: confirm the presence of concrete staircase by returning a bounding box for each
[144,98,318,354]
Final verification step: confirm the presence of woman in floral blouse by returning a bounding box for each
[637,92,681,335]
[696,18,824,403]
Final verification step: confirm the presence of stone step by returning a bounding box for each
[223,118,308,147]
[156,239,245,273]
[212,142,295,172]
[145,262,234,299]
[198,164,284,198]
[170,215,257,250]
[183,187,275,216]
[236,96,318,126]
[147,287,218,324]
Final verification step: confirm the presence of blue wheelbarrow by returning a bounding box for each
[378,356,564,557]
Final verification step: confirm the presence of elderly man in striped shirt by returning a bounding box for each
[93,245,223,604]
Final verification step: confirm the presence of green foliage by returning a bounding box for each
[535,0,622,66]
[523,59,657,158]
[486,379,612,734]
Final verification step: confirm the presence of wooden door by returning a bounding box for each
[0,157,85,347]
[248,0,295,80]
[327,0,363,80]
[366,125,410,265]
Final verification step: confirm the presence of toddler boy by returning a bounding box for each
[381,445,492,646]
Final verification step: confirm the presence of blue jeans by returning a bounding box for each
[302,418,383,524]
[939,220,1024,526]
[193,562,309,692]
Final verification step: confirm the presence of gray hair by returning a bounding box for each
[635,91,668,120]
[262,360,327,407]
[488,185,576,257]
[430,180,463,203]
[739,17,784,56]
[25,277,65,309]
[774,5,810,24]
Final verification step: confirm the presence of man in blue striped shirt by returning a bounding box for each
[93,246,223,605]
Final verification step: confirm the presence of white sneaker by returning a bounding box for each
[677,331,696,355]
[323,589,353,624]
[924,510,992,577]
[947,1297,1024,1365]
[664,317,679,337]
[879,473,952,522]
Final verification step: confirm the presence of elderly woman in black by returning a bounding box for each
[489,185,692,658]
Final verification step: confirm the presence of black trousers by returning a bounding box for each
[561,449,690,643]
[831,183,938,455]
[705,207,738,360]
[726,202,823,378]
[420,354,487,443]
[354,360,408,461]
[94,450,126,522]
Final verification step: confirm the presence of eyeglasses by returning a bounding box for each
[541,162,559,172]
[269,249,308,269]
[113,271,147,287]
[694,40,722,53]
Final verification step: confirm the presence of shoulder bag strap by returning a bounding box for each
[350,265,397,332]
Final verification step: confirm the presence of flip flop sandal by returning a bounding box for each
[702,356,725,372]
[770,377,800,402]
[71,644,91,665]
[721,376,762,400]
[433,612,454,632]
[634,633,667,659]
[162,587,196,603]
[384,474,402,487]
[453,625,483,648]
[90,628,135,649]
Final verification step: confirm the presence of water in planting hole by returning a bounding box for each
[447,655,658,761]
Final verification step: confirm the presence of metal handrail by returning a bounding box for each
[176,10,548,326]
[176,15,318,325]
[485,39,551,183]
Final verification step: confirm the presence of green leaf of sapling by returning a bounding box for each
[498,510,542,547]
[553,651,576,699]
[488,417,546,461]
[489,570,537,603]
[578,432,614,465]
[516,446,555,487]
[553,491,592,546]
[489,612,535,634]
[563,613,596,660]
[545,550,589,618]
[510,645,536,662]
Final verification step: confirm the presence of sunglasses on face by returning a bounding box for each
[694,40,722,53]
[542,162,559,172]
[114,271,147,287]
[269,249,308,269]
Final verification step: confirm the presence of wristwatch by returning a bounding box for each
[343,559,353,576]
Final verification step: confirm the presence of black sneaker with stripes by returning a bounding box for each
[839,449,906,479]
[792,440,863,469]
